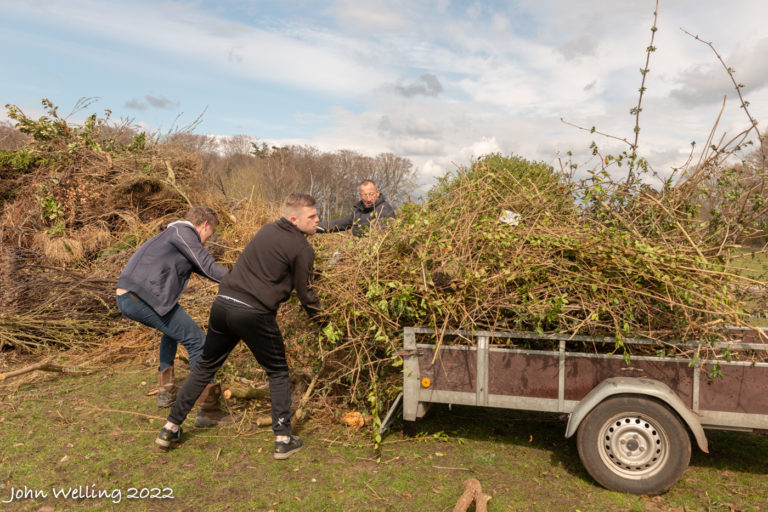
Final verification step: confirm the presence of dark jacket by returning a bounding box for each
[317,193,395,237]
[218,218,323,320]
[117,221,228,316]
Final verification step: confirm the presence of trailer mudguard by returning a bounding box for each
[565,376,708,453]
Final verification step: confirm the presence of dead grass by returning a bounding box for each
[32,231,84,265]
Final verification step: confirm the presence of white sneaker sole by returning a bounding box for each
[273,445,302,460]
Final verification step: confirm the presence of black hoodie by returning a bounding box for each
[218,218,323,320]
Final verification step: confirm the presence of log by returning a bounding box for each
[240,383,316,429]
[254,415,271,427]
[223,372,307,401]
[219,365,322,427]
[340,411,366,428]
[222,386,269,400]
[453,478,490,512]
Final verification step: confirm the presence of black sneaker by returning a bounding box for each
[155,426,182,449]
[273,435,302,460]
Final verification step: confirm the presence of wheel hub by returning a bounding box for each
[598,413,669,479]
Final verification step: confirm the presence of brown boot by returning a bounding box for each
[194,383,239,427]
[157,367,177,408]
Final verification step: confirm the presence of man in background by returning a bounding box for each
[116,206,234,427]
[156,193,325,460]
[317,180,395,237]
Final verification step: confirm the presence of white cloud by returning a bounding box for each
[4,0,768,190]
[329,0,407,32]
[392,138,445,156]
[5,0,392,96]
[458,137,501,161]
[491,14,510,33]
[558,34,598,60]
[392,74,444,98]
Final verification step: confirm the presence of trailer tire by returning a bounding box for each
[576,395,690,495]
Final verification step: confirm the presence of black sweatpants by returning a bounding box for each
[167,296,292,435]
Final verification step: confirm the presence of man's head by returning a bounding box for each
[186,206,219,244]
[283,193,319,235]
[359,180,380,208]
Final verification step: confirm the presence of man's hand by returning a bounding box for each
[312,312,331,330]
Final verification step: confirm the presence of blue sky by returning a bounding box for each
[2,0,767,187]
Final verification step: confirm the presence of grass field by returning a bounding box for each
[1,365,767,511]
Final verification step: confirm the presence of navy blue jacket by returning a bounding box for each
[317,193,395,237]
[117,221,228,316]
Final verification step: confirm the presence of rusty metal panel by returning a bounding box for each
[418,347,476,392]
[721,328,768,345]
[699,363,768,414]
[563,356,694,405]
[487,351,559,398]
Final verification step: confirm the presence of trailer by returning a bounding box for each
[383,326,768,495]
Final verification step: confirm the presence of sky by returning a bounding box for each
[2,0,767,189]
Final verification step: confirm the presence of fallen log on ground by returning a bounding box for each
[453,478,491,512]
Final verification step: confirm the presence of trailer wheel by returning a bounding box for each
[576,396,691,495]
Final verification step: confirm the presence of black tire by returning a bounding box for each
[576,395,691,495]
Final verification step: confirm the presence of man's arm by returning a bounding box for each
[317,213,354,233]
[294,245,324,322]
[170,225,229,282]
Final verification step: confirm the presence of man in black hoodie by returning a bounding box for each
[317,180,395,237]
[156,193,324,460]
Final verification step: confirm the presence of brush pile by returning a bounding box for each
[0,100,223,351]
[314,153,764,389]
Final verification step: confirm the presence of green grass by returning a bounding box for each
[730,248,768,324]
[1,367,768,511]
[731,248,768,280]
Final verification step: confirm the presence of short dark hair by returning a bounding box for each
[186,206,219,227]
[283,193,316,216]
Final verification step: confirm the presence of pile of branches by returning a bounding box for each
[0,245,122,350]
[310,152,766,409]
[320,155,756,334]
[0,99,225,351]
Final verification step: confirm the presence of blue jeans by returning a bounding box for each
[117,292,205,371]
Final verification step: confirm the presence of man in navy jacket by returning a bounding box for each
[317,180,395,237]
[116,206,232,425]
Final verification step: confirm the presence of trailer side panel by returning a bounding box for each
[564,356,694,406]
[699,363,768,414]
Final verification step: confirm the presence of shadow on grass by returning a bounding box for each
[388,403,768,482]
[391,404,592,483]
[691,429,768,474]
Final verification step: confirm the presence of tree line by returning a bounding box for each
[214,135,416,220]
[0,122,417,221]
[134,132,416,221]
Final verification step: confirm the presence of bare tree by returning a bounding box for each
[204,142,417,216]
[0,121,30,150]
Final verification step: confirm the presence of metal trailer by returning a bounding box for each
[383,326,768,495]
